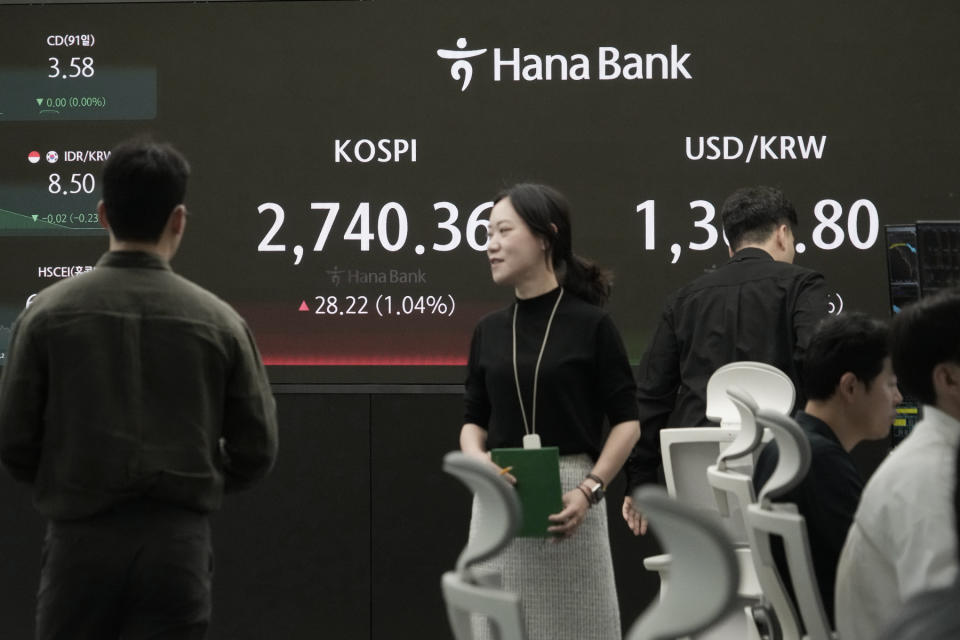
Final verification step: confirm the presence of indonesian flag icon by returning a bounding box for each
[28,150,41,164]
[46,150,58,163]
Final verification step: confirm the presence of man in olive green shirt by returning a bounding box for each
[0,139,278,639]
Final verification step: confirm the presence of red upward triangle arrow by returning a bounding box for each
[298,300,309,311]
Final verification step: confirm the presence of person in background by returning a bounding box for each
[623,185,827,534]
[459,183,640,640]
[835,288,960,640]
[0,138,278,639]
[752,312,901,627]
[876,441,960,640]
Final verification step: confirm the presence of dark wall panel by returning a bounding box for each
[210,393,371,639]
[370,393,471,639]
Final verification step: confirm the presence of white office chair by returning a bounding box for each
[704,388,775,638]
[661,362,794,520]
[627,486,740,640]
[711,387,766,471]
[651,363,793,554]
[440,452,527,640]
[707,387,765,518]
[646,363,794,639]
[705,361,795,426]
[746,410,834,640]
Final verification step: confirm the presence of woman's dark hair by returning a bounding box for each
[494,183,611,306]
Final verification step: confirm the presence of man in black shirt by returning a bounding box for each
[623,186,827,534]
[752,312,900,627]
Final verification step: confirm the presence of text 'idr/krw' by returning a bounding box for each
[492,45,692,81]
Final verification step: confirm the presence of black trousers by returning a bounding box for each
[36,500,213,640]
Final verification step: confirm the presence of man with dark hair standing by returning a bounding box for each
[752,312,901,627]
[623,186,828,534]
[836,289,960,640]
[0,138,278,639]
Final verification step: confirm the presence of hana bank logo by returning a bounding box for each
[436,38,487,91]
[437,38,694,91]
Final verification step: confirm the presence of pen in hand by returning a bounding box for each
[497,465,517,485]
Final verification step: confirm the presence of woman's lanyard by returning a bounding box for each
[512,288,563,450]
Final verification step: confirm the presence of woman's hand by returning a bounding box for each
[465,450,517,485]
[622,496,648,536]
[547,487,591,540]
[460,423,515,484]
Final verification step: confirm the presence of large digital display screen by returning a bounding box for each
[2,1,958,383]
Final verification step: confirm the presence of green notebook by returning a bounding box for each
[491,446,563,538]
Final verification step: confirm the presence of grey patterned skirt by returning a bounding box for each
[467,454,621,640]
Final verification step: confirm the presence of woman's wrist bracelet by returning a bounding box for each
[577,484,592,506]
[586,472,605,488]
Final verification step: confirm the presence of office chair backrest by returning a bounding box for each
[753,410,810,507]
[709,387,763,519]
[663,362,792,518]
[441,573,527,640]
[442,451,522,572]
[706,361,795,427]
[661,426,752,541]
[746,411,832,640]
[626,487,740,640]
[662,426,740,501]
[747,505,833,640]
[717,387,764,469]
[441,452,527,640]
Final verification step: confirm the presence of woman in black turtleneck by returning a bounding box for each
[459,183,640,640]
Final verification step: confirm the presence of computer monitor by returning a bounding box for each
[884,224,920,314]
[884,224,923,446]
[891,399,921,448]
[917,221,960,297]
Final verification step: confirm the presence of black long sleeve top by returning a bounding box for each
[464,287,638,458]
[625,248,827,489]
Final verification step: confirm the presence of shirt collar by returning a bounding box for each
[96,250,172,271]
[729,247,774,264]
[795,410,844,447]
[514,286,562,309]
[918,405,960,447]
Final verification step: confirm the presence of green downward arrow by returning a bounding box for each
[36,98,43,106]
[32,215,39,221]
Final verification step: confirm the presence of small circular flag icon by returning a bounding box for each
[28,151,41,164]
[46,150,58,163]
